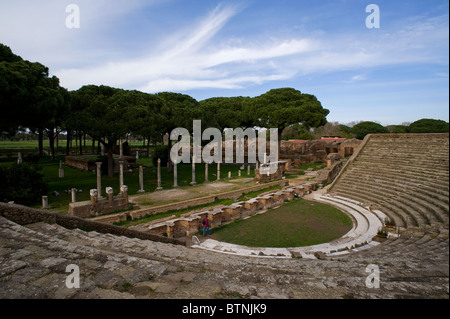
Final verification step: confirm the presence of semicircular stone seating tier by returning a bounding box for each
[193,192,386,258]
[327,133,449,230]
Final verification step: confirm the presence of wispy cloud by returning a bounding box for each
[56,3,317,92]
[5,1,445,95]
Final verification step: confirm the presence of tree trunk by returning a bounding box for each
[47,128,56,160]
[107,142,114,178]
[38,128,44,157]
[79,133,83,155]
[91,136,95,154]
[167,138,173,172]
[66,131,71,155]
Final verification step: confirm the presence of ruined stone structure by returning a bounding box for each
[254,161,287,183]
[327,133,449,229]
[67,186,130,218]
[0,134,448,299]
[280,138,361,166]
[65,155,137,173]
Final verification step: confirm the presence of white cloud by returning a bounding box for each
[56,3,316,91]
[3,1,447,94]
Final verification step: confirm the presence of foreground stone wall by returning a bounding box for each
[0,202,184,246]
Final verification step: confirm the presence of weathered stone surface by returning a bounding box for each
[0,134,448,299]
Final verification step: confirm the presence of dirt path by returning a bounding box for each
[129,178,255,207]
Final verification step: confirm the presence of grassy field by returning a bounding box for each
[210,198,352,247]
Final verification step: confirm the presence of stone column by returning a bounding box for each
[58,160,64,178]
[190,156,197,185]
[217,162,221,181]
[71,188,77,203]
[100,144,105,156]
[119,138,123,158]
[238,170,241,177]
[17,152,22,165]
[119,160,124,189]
[90,189,98,205]
[42,196,48,209]
[95,162,102,198]
[121,185,128,203]
[173,160,178,188]
[247,165,250,176]
[205,163,209,182]
[228,171,231,179]
[138,165,145,193]
[136,150,139,160]
[156,158,163,190]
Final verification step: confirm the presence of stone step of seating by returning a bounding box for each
[339,173,449,213]
[363,144,449,153]
[339,176,449,225]
[330,189,407,228]
[334,185,431,225]
[360,146,449,156]
[350,161,450,182]
[341,230,448,261]
[342,168,450,203]
[364,144,448,150]
[359,154,449,163]
[353,163,450,179]
[24,221,174,262]
[1,212,449,299]
[341,170,449,198]
[357,154,450,166]
[326,195,388,225]
[333,183,428,227]
[346,162,449,182]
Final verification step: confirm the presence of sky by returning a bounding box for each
[0,0,448,126]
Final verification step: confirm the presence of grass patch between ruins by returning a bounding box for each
[209,198,352,247]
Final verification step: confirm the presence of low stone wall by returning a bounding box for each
[254,161,287,183]
[65,156,97,172]
[131,181,319,238]
[68,190,129,218]
[0,202,185,246]
[91,180,289,224]
[315,160,344,186]
[65,155,137,173]
[281,139,362,166]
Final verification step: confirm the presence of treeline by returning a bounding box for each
[0,43,329,177]
[293,119,449,141]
